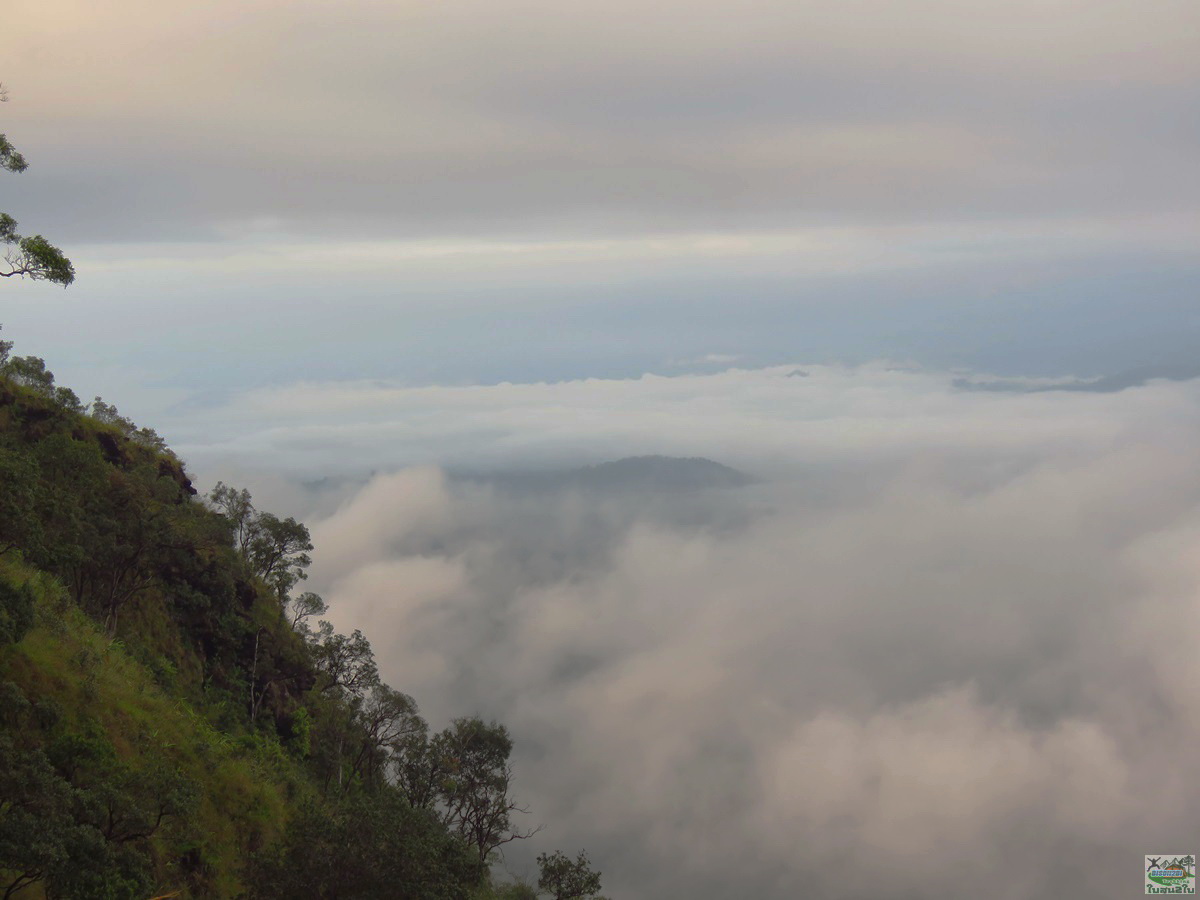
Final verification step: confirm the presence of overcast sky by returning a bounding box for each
[2,0,1199,420]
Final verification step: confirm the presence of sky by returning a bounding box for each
[2,0,1199,418]
[4,2,1200,898]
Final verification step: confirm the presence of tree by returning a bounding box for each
[247,792,486,900]
[309,622,379,697]
[70,458,190,635]
[0,736,80,899]
[207,481,256,559]
[0,85,73,287]
[89,396,167,452]
[492,883,540,900]
[286,590,327,632]
[420,718,540,864]
[1,353,84,411]
[536,851,608,900]
[0,577,34,645]
[0,726,180,900]
[248,511,313,597]
[306,625,382,791]
[345,685,427,790]
[206,483,313,598]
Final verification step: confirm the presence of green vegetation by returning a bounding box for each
[0,86,73,287]
[0,344,608,898]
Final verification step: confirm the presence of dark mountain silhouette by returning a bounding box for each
[955,363,1200,395]
[456,455,754,493]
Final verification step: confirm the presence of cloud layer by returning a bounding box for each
[278,366,1200,898]
[170,362,1200,477]
[4,0,1198,401]
[4,6,1198,893]
[5,0,1199,243]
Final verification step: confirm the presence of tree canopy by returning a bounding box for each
[0,84,73,287]
[537,850,609,900]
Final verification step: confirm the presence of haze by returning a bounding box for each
[3,1,1199,897]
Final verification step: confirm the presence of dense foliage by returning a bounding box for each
[0,345,608,899]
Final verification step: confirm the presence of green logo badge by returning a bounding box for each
[1147,855,1196,894]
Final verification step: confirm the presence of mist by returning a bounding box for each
[4,0,1199,894]
[206,364,1200,899]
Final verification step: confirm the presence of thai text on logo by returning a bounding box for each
[1146,855,1196,895]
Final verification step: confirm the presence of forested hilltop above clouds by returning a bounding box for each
[0,340,609,900]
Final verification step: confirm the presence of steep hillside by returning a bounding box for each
[0,344,606,900]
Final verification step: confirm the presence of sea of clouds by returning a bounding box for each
[192,364,1200,899]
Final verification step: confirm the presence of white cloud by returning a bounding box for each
[290,367,1200,898]
[171,362,1200,483]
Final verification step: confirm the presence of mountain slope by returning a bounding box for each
[0,349,605,900]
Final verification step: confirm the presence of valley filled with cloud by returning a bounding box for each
[4,0,1199,895]
[189,364,1200,898]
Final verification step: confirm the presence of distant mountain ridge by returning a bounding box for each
[955,363,1200,394]
[572,455,753,489]
[456,455,754,492]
